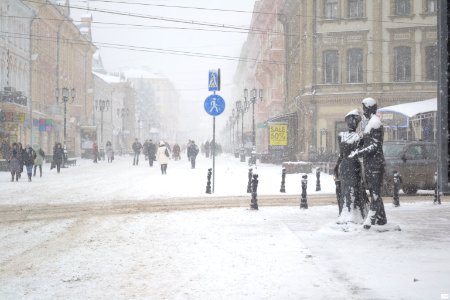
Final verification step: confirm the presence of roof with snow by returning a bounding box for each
[121,68,164,79]
[93,72,122,84]
[377,98,437,118]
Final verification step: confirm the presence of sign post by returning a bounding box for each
[205,69,224,193]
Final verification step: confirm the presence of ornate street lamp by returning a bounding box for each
[55,87,76,163]
[235,99,248,162]
[95,99,110,146]
[244,88,263,150]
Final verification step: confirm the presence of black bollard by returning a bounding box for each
[393,171,401,207]
[205,168,212,194]
[434,172,441,205]
[250,174,259,210]
[315,168,321,191]
[280,168,286,193]
[334,175,343,215]
[247,168,253,193]
[300,174,308,209]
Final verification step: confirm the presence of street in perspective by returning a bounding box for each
[1,0,450,299]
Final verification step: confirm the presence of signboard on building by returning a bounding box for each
[269,123,288,146]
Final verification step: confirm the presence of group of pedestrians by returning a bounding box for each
[5,142,46,182]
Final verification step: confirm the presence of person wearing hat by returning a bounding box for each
[146,139,157,167]
[334,109,367,224]
[156,140,170,174]
[349,97,387,229]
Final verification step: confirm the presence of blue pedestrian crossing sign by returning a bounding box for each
[208,69,220,91]
[204,94,225,116]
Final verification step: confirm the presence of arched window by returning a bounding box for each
[347,48,363,83]
[394,46,411,82]
[323,50,339,84]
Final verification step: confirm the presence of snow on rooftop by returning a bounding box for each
[93,72,121,84]
[121,68,164,80]
[378,98,437,118]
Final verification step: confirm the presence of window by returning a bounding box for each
[324,0,338,19]
[394,46,411,82]
[348,0,364,18]
[324,50,339,84]
[425,46,437,81]
[394,0,411,16]
[425,0,437,13]
[347,48,363,83]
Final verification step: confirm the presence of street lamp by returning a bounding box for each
[95,99,110,146]
[55,87,76,159]
[236,99,249,162]
[244,88,263,149]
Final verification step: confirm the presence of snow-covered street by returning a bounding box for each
[1,154,449,299]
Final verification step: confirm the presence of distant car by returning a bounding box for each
[382,141,437,195]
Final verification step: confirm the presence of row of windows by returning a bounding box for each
[323,0,437,19]
[322,46,437,84]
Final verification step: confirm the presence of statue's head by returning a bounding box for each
[344,109,361,131]
[362,97,377,119]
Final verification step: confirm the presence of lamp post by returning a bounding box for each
[236,99,248,162]
[117,107,129,155]
[95,99,110,146]
[244,88,263,150]
[55,87,76,161]
[319,128,328,154]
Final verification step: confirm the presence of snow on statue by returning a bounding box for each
[334,109,368,225]
[349,97,388,230]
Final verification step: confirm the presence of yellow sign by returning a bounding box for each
[269,124,288,146]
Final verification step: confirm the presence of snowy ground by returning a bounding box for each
[1,154,448,299]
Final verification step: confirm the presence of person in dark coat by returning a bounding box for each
[204,141,210,158]
[92,142,99,163]
[22,145,36,182]
[8,143,21,182]
[132,138,143,166]
[187,140,199,169]
[172,143,181,161]
[17,142,24,179]
[334,109,367,224]
[146,139,157,167]
[53,142,64,173]
[349,97,387,229]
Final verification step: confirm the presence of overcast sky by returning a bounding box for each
[71,0,256,140]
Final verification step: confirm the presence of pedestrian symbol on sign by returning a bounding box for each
[208,69,220,91]
[204,94,225,116]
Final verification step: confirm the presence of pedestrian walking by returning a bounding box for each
[17,142,24,179]
[204,140,210,158]
[187,140,199,169]
[172,143,181,160]
[8,143,21,182]
[23,145,36,182]
[106,141,114,163]
[33,145,45,177]
[93,142,99,163]
[156,140,170,174]
[53,142,64,173]
[143,139,149,161]
[146,139,157,167]
[132,138,143,166]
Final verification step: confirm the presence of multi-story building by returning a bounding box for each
[0,0,33,157]
[26,0,96,155]
[232,0,285,158]
[123,68,180,144]
[281,0,437,160]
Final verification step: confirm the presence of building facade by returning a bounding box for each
[0,0,33,157]
[281,0,437,160]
